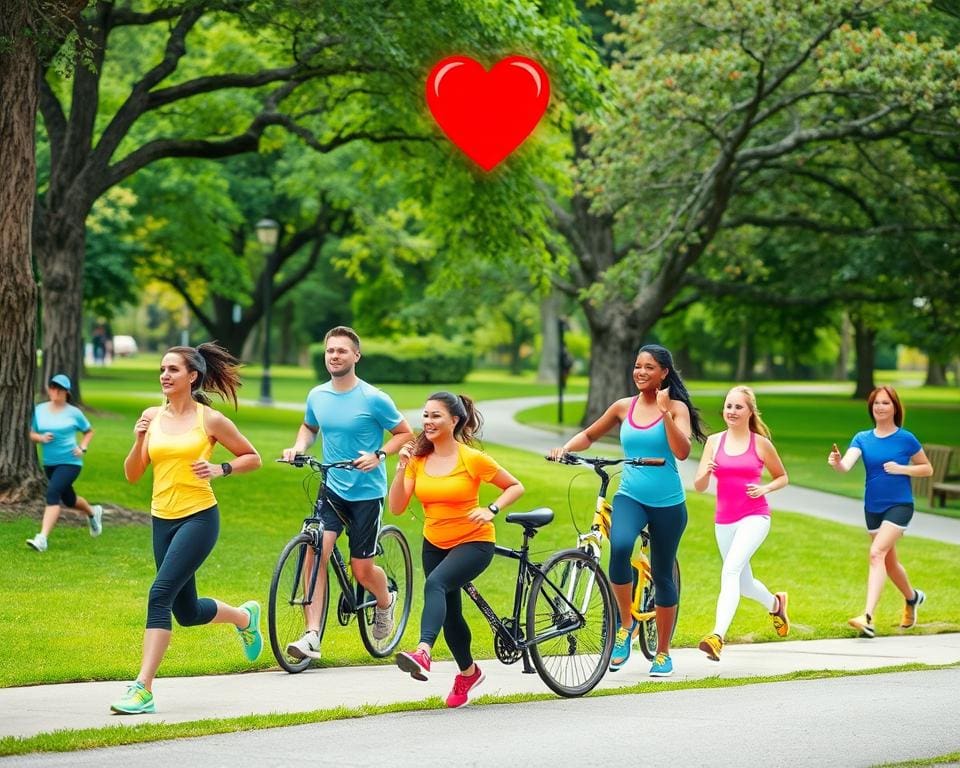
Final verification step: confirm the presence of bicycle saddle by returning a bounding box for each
[504,507,554,529]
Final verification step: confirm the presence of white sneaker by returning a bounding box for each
[89,505,103,537]
[373,592,396,640]
[26,533,48,552]
[286,631,321,660]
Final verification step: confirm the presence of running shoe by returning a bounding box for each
[848,613,875,638]
[609,625,632,671]
[237,601,263,661]
[373,592,396,641]
[699,633,723,662]
[649,652,673,677]
[901,589,925,629]
[26,533,47,552]
[287,630,321,660]
[396,648,431,681]
[89,505,104,537]
[446,665,486,708]
[110,681,155,715]
[770,591,790,637]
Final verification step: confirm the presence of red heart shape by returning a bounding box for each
[426,56,550,172]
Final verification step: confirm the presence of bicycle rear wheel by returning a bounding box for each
[637,558,681,661]
[268,532,330,673]
[527,549,615,697]
[357,526,414,657]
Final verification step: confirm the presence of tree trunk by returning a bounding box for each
[735,318,753,382]
[35,217,86,400]
[537,291,561,382]
[924,357,948,387]
[0,14,45,502]
[581,305,639,426]
[852,316,876,399]
[834,311,852,381]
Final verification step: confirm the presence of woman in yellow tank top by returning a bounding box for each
[110,343,262,715]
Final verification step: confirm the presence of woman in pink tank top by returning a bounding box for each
[693,386,789,662]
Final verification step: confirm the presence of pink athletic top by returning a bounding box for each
[714,431,770,524]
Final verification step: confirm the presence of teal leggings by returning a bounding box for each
[609,495,686,607]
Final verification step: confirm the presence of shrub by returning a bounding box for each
[309,335,473,384]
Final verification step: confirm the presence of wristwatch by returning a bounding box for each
[487,503,500,516]
[375,449,387,462]
[221,462,233,477]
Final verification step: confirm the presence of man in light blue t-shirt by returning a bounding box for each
[281,326,413,660]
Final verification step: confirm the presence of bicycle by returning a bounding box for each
[268,455,414,673]
[459,506,615,697]
[547,453,680,661]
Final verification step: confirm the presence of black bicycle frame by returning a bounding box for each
[462,534,590,674]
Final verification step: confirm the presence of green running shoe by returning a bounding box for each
[237,600,263,661]
[110,681,155,714]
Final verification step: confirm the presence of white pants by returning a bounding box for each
[712,515,776,638]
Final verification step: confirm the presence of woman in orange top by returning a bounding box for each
[112,343,262,715]
[390,392,523,708]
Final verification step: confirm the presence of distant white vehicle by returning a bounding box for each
[112,335,138,357]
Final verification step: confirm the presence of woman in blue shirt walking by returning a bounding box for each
[550,344,706,676]
[828,386,932,638]
[27,374,103,552]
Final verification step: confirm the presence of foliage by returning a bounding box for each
[309,335,474,384]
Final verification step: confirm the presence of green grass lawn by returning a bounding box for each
[2,365,959,688]
[516,386,960,516]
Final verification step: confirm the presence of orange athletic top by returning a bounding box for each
[406,443,500,549]
[146,403,216,519]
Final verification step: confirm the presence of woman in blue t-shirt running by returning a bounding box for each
[828,386,932,638]
[26,374,103,552]
[550,344,706,677]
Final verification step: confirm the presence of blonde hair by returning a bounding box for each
[728,386,771,439]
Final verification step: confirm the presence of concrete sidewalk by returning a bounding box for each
[3,633,959,741]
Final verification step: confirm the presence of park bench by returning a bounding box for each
[912,444,959,508]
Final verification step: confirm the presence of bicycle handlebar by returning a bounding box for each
[275,455,358,471]
[545,453,666,467]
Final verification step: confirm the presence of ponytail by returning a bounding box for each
[166,342,242,408]
[411,391,483,457]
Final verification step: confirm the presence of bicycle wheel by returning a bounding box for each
[268,532,330,673]
[527,549,615,697]
[357,525,413,658]
[638,558,681,661]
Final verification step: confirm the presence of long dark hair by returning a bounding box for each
[412,392,483,457]
[165,342,242,408]
[638,344,707,444]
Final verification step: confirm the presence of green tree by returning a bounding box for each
[0,0,86,503]
[562,0,960,421]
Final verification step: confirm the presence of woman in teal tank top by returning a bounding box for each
[551,344,705,677]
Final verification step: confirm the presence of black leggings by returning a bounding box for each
[420,539,495,671]
[147,506,219,630]
[44,465,81,507]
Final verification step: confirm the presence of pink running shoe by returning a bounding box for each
[396,648,431,681]
[446,665,486,708]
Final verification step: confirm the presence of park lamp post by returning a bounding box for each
[255,218,279,405]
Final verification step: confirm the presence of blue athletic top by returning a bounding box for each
[304,379,403,501]
[32,402,91,467]
[616,398,685,507]
[850,427,923,513]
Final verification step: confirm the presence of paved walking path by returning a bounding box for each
[3,634,958,740]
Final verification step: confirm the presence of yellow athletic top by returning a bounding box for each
[147,402,216,519]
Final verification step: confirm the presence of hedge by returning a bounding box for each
[310,335,473,384]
